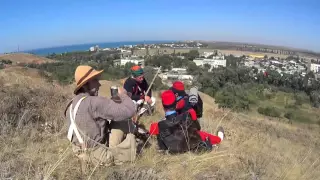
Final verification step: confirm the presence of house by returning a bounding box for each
[310,63,320,73]
[113,57,145,67]
[177,56,185,59]
[171,68,187,74]
[193,56,227,69]
[201,52,215,58]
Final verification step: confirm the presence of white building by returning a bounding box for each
[160,73,193,81]
[201,52,215,58]
[193,56,227,69]
[113,58,145,67]
[171,68,187,74]
[89,46,95,52]
[244,60,255,67]
[310,63,320,73]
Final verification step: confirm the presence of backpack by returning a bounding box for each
[188,87,203,118]
[157,113,203,154]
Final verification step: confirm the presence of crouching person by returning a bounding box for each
[123,65,156,116]
[148,90,224,154]
[64,65,137,167]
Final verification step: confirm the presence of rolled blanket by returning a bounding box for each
[189,87,198,104]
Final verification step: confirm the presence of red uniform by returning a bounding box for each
[149,106,221,145]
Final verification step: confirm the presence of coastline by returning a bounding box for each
[25,40,175,56]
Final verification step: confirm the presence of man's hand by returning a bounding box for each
[118,87,127,95]
[145,96,152,104]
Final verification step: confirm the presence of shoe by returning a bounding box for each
[216,126,224,141]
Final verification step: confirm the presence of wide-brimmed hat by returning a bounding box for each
[74,65,104,94]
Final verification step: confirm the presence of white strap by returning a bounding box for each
[67,97,86,144]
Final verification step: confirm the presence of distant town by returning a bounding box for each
[87,41,320,86]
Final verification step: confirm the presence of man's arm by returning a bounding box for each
[187,109,201,130]
[90,94,136,121]
[123,78,141,101]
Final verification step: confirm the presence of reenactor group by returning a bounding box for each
[65,65,224,166]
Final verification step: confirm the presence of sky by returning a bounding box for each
[1,0,320,53]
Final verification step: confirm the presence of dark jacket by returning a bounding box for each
[123,77,152,101]
[157,112,202,154]
[177,95,203,118]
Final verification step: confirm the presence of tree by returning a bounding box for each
[185,50,199,60]
[187,61,200,75]
[203,63,211,71]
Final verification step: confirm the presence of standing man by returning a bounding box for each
[64,65,137,166]
[123,65,156,114]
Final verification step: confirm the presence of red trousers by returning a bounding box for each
[197,130,221,145]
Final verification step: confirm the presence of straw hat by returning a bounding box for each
[74,65,104,94]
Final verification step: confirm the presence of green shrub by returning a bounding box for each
[284,110,313,123]
[215,83,253,111]
[258,106,281,117]
[285,104,298,109]
[284,111,294,119]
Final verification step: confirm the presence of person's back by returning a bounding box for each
[149,90,210,154]
[157,112,202,154]
[65,92,136,148]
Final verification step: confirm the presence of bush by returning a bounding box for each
[284,111,294,119]
[258,106,281,117]
[215,83,253,111]
[0,82,69,135]
[284,110,313,123]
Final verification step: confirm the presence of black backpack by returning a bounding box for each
[156,113,209,154]
[190,94,203,118]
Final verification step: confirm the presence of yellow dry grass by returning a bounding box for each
[0,67,319,180]
[0,53,54,65]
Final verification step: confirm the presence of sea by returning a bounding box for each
[25,40,174,56]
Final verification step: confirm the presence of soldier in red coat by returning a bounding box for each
[149,90,224,154]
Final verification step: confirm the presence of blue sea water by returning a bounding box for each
[26,40,174,56]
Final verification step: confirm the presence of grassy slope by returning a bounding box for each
[256,91,320,124]
[0,67,319,180]
[0,53,54,65]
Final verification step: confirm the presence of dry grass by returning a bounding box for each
[0,53,54,65]
[0,67,319,180]
[0,53,54,64]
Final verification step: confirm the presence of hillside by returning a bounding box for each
[0,67,319,180]
[0,53,54,65]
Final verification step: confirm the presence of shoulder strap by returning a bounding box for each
[64,99,74,117]
[67,96,87,144]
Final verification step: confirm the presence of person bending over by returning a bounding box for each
[149,90,224,154]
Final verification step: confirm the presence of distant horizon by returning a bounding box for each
[25,40,175,52]
[11,39,319,56]
[4,38,320,55]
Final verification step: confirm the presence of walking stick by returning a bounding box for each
[135,66,162,121]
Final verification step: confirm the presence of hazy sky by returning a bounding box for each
[1,0,319,53]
